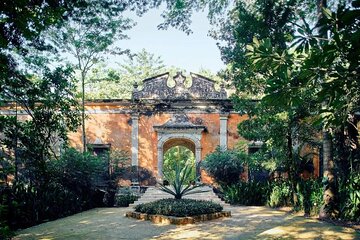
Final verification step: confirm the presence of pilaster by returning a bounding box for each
[131,114,139,166]
[220,113,229,150]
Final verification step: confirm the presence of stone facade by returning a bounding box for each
[0,72,322,185]
[67,72,248,185]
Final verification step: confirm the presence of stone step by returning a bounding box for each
[129,185,230,207]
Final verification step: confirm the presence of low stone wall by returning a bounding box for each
[125,211,231,225]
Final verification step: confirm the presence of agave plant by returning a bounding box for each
[159,161,207,199]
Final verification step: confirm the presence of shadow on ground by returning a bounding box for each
[14,206,359,240]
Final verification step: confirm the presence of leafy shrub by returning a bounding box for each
[224,181,271,206]
[296,179,323,215]
[0,199,12,240]
[115,194,138,207]
[339,172,360,222]
[115,188,139,207]
[202,147,247,186]
[309,180,324,215]
[134,198,223,217]
[267,181,292,208]
[1,148,108,231]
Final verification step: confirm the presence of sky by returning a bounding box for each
[111,8,226,74]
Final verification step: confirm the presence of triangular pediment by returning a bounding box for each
[153,114,205,132]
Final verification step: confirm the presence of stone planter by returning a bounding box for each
[125,211,231,225]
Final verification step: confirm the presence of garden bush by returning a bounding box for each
[339,172,360,222]
[115,194,139,207]
[134,198,223,217]
[0,148,108,232]
[223,181,270,206]
[202,147,247,185]
[222,178,324,216]
[115,188,139,207]
[267,180,292,208]
[296,179,323,215]
[0,198,12,240]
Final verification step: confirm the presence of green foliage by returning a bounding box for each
[243,0,360,220]
[0,66,81,183]
[157,1,230,35]
[223,178,323,216]
[159,160,204,200]
[115,194,139,207]
[339,172,360,221]
[134,198,223,217]
[51,148,107,195]
[202,147,247,186]
[163,146,195,183]
[0,0,86,50]
[85,51,223,100]
[0,202,12,239]
[296,179,324,215]
[47,0,137,151]
[115,188,139,207]
[222,178,322,213]
[86,49,166,99]
[223,181,270,206]
[0,148,107,230]
[109,149,131,177]
[268,181,292,208]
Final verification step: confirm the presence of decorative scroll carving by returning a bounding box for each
[188,73,226,99]
[154,114,205,130]
[132,72,226,100]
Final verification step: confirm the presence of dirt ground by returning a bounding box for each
[14,206,359,240]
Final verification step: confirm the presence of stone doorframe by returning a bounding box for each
[156,130,202,180]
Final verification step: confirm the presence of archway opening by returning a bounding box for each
[162,138,196,183]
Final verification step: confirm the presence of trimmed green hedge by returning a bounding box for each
[115,194,139,207]
[134,198,223,217]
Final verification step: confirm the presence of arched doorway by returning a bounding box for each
[154,114,205,180]
[162,139,196,182]
[157,134,202,180]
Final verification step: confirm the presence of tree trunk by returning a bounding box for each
[316,0,339,219]
[320,130,339,218]
[81,72,86,152]
[287,122,298,207]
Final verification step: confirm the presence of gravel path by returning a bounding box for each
[14,206,359,240]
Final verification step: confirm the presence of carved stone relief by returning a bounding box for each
[132,72,226,100]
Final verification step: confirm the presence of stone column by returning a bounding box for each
[131,114,139,167]
[195,147,202,178]
[219,113,229,150]
[157,147,163,180]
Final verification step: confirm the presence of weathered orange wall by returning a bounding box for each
[228,113,248,149]
[68,104,132,153]
[138,113,170,176]
[0,101,326,186]
[68,108,249,185]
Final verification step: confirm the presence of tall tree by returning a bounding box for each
[85,49,216,100]
[316,0,338,219]
[0,0,88,183]
[214,0,319,207]
[48,1,137,152]
[245,0,360,218]
[1,66,81,184]
[86,49,167,99]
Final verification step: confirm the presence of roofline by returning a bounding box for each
[190,72,217,83]
[142,72,169,83]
